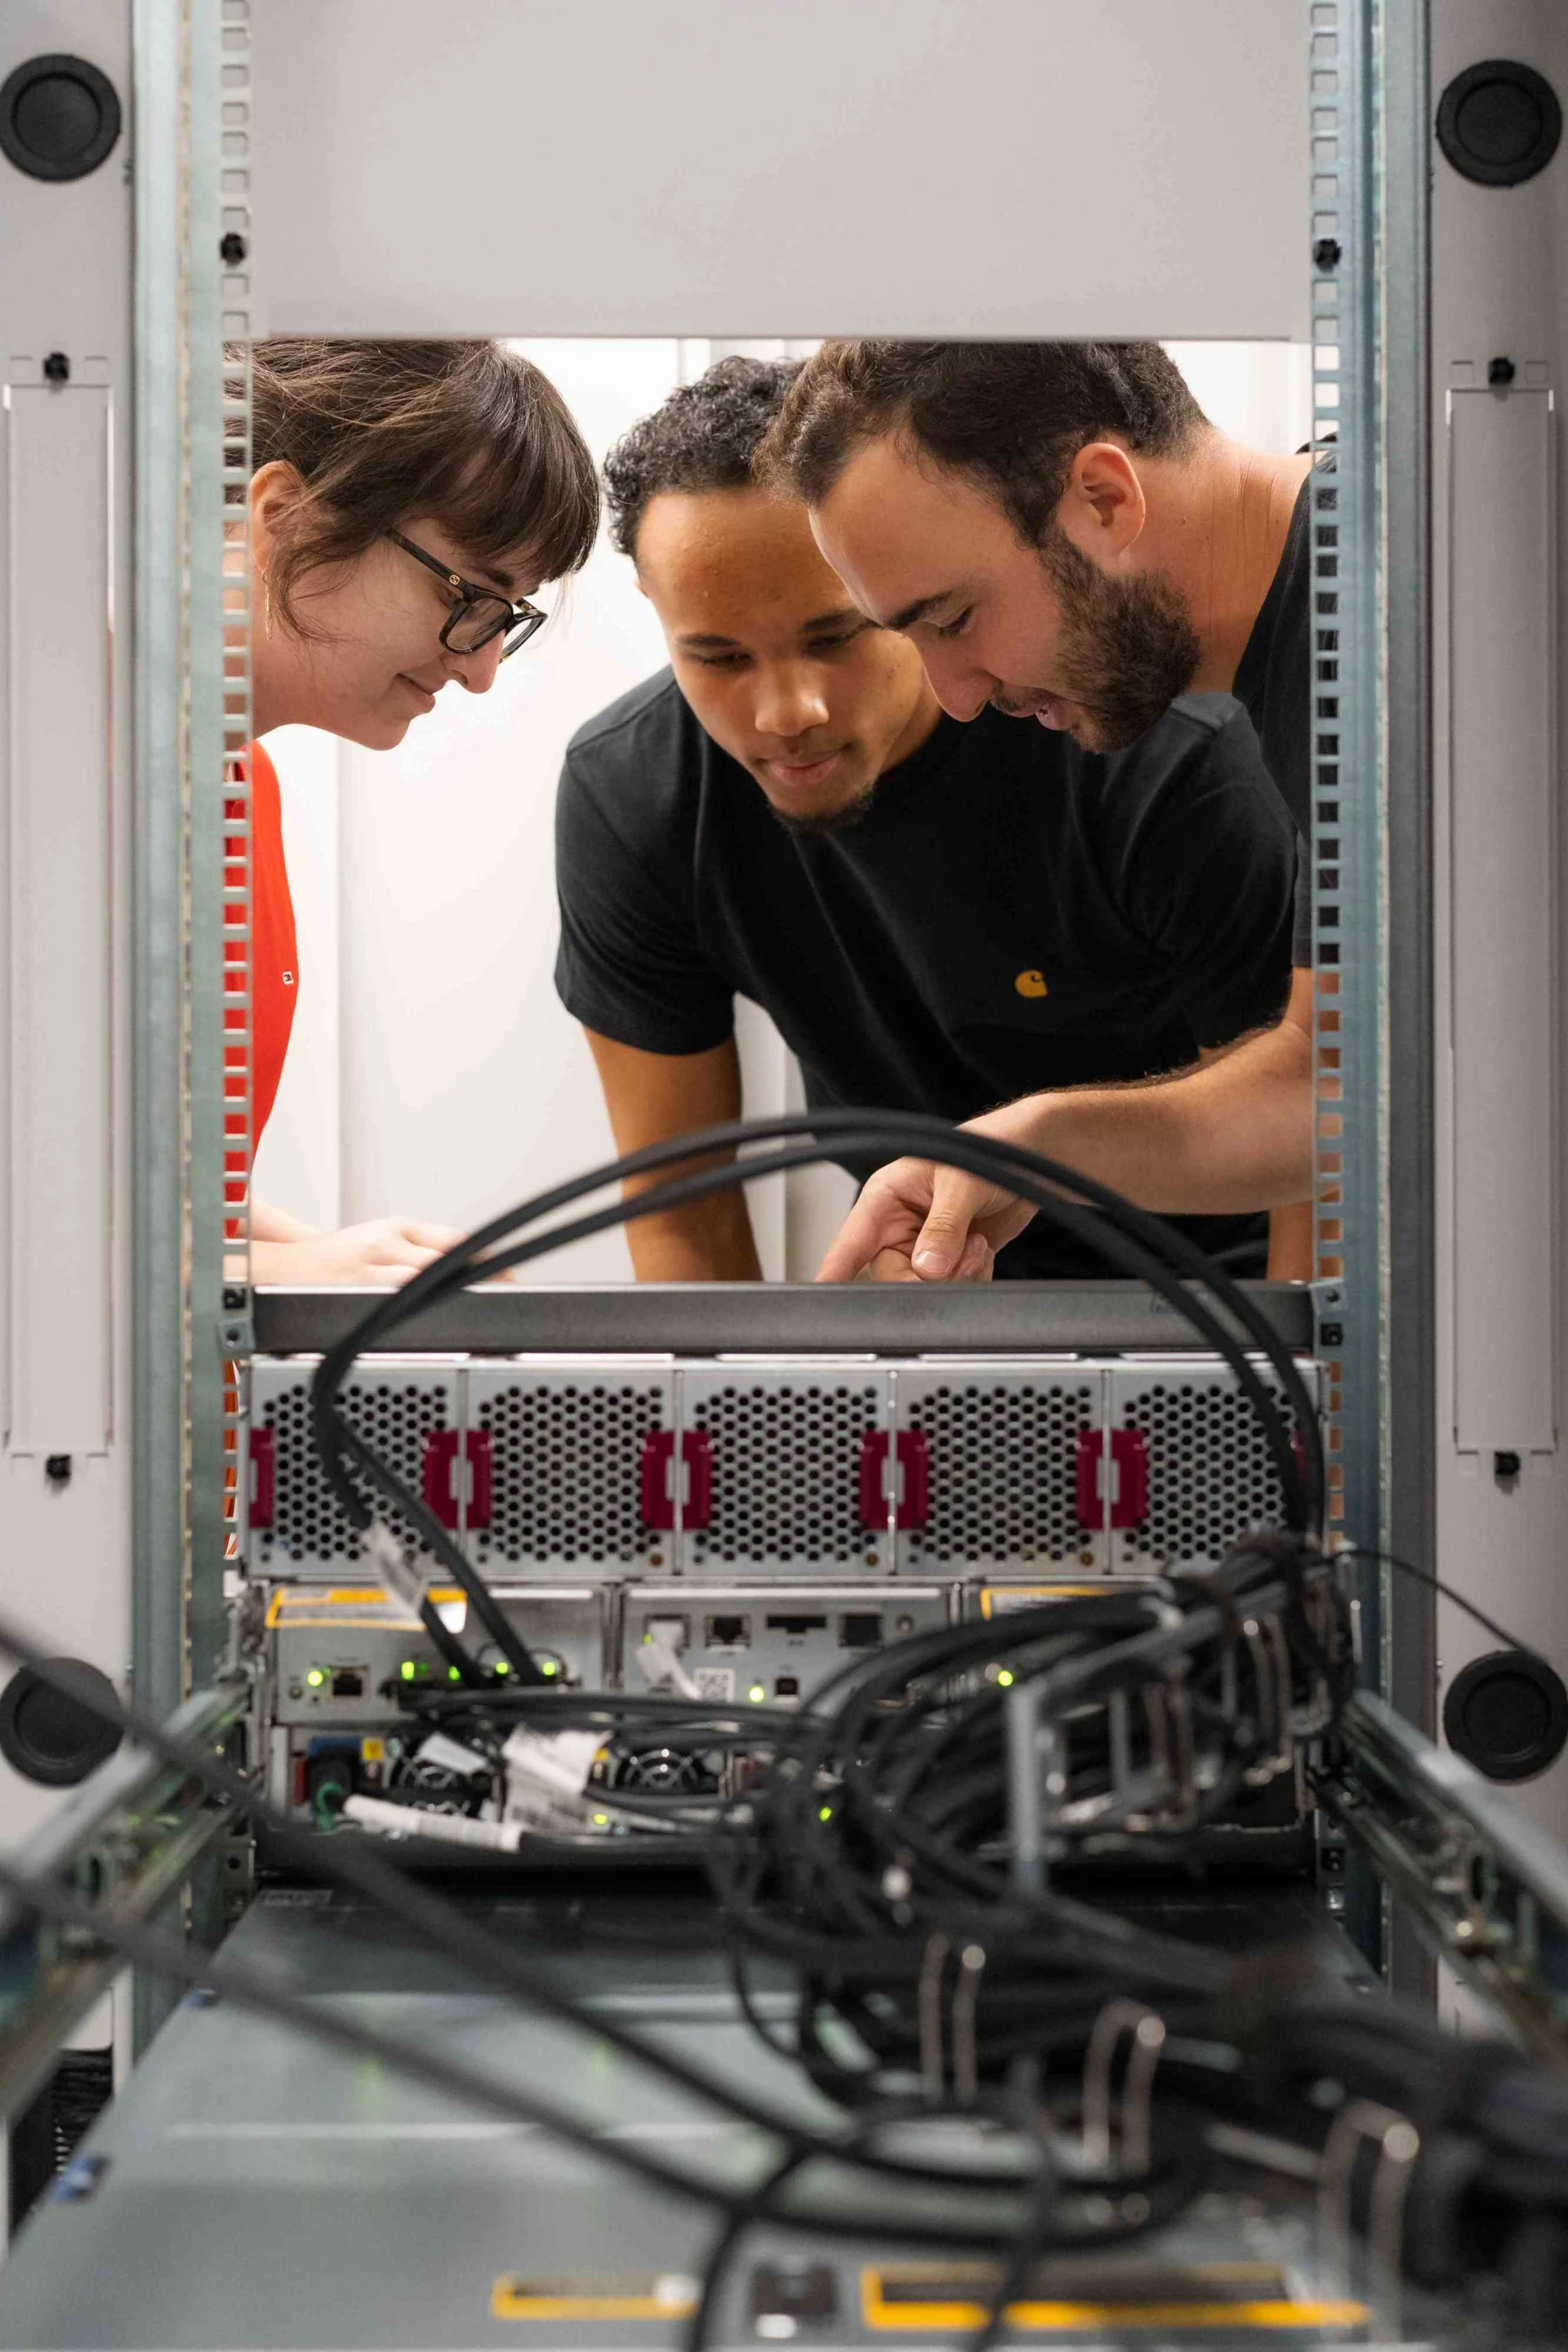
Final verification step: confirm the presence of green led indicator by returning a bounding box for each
[818,1805,834,1824]
[748,1684,766,1704]
[494,1659,510,1676]
[540,1659,558,1677]
[996,1668,1015,1687]
[399,1660,416,1682]
[448,1665,462,1682]
[592,1811,609,1827]
[305,1668,326,1689]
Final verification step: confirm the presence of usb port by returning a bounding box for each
[765,1615,827,1638]
[775,1675,800,1700]
[839,1614,884,1650]
[705,1615,751,1650]
[330,1668,365,1699]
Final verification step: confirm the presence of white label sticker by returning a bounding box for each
[692,1666,735,1701]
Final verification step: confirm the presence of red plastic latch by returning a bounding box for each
[421,1429,492,1531]
[247,1426,275,1532]
[858,1430,930,1530]
[1075,1427,1149,1531]
[639,1430,713,1531]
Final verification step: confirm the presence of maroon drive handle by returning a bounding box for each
[639,1429,714,1530]
[858,1430,930,1530]
[247,1426,275,1531]
[1075,1427,1149,1531]
[421,1428,493,1531]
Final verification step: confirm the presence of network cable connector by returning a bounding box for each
[500,1726,606,1837]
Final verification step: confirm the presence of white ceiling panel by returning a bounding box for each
[247,0,1310,341]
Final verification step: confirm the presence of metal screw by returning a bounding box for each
[1312,237,1341,270]
[42,351,69,384]
[222,1287,247,1311]
[44,1454,72,1487]
[219,231,247,265]
[1494,1449,1521,1481]
[1320,1321,1343,1348]
[1488,354,1517,387]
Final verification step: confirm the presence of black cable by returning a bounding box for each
[685,2144,811,2352]
[1350,1546,1544,1664]
[0,1611,843,2156]
[461,1139,1314,1533]
[967,2116,1061,2352]
[308,1109,1322,1548]
[0,1842,1211,2265]
[0,1611,1223,2212]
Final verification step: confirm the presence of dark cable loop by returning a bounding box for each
[306,1110,1321,1692]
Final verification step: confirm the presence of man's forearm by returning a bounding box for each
[1017,1017,1314,1214]
[622,1183,762,1281]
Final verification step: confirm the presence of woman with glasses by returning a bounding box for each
[237,337,599,1283]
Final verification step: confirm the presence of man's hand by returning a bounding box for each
[817,1103,1040,1283]
[252,1216,464,1287]
[816,974,1316,1286]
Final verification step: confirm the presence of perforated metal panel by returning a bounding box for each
[896,1365,1103,1574]
[242,1350,1325,1588]
[468,1362,672,1573]
[1108,1360,1323,1573]
[245,1358,457,1575]
[681,1370,892,1575]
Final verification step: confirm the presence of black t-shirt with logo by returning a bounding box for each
[554,675,1297,1277]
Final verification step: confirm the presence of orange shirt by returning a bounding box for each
[225,742,299,1183]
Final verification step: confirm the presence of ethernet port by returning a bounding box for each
[330,1668,365,1699]
[840,1614,884,1650]
[705,1615,751,1650]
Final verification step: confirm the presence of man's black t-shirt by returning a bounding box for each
[1233,463,1316,964]
[555,679,1297,1278]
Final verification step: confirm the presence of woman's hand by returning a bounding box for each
[252,1215,464,1286]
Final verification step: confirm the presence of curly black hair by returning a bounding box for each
[602,355,803,559]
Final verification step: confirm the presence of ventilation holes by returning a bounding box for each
[688,1382,879,1568]
[1116,1378,1290,1569]
[475,1381,666,1566]
[257,1376,452,1567]
[904,1380,1098,1567]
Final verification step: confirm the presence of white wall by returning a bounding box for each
[253,338,1312,1283]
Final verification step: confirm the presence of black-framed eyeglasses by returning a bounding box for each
[387,528,548,659]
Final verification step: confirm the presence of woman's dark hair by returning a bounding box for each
[242,339,599,632]
[602,355,802,559]
[761,341,1209,548]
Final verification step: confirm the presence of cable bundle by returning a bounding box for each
[2,1116,1561,2336]
[304,1110,1325,1689]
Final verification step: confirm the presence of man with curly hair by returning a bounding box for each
[554,359,1298,1281]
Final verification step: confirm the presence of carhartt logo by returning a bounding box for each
[1014,969,1048,999]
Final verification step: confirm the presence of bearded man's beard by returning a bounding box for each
[1037,530,1202,751]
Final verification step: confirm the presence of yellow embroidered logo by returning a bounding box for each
[1014,969,1048,1000]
